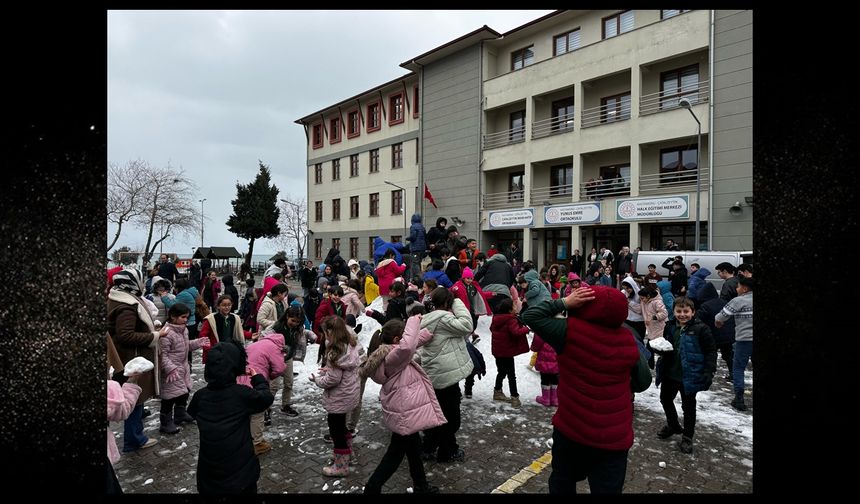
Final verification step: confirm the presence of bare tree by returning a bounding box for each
[133,164,200,264]
[272,195,308,260]
[107,160,149,251]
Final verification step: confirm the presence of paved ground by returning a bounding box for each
[114,281,752,494]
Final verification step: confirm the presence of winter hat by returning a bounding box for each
[567,273,582,282]
[446,225,459,236]
[348,259,358,268]
[462,267,474,279]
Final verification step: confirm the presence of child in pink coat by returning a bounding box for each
[107,371,143,493]
[531,333,560,407]
[158,303,210,434]
[360,316,445,494]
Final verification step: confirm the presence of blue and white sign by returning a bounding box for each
[616,195,689,221]
[544,202,601,225]
[488,208,535,229]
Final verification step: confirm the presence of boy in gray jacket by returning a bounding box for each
[715,276,753,411]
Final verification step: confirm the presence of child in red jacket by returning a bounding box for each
[489,298,530,407]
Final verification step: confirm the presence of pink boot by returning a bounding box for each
[322,451,350,477]
[549,385,559,406]
[535,386,552,406]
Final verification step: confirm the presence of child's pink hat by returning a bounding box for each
[462,267,474,279]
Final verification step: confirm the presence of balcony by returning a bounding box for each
[581,100,631,129]
[483,189,525,210]
[640,80,710,116]
[483,126,526,150]
[579,179,631,200]
[531,114,575,140]
[638,167,710,195]
[531,184,574,204]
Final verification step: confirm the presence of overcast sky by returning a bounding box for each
[108,10,554,258]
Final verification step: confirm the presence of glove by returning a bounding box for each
[165,369,180,384]
[198,337,211,349]
[366,309,374,317]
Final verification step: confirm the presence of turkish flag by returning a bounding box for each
[424,183,438,209]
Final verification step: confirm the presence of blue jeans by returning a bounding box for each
[733,341,753,396]
[122,404,148,452]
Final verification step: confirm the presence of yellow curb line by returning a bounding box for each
[492,449,552,493]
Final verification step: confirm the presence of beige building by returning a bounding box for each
[296,74,420,263]
[298,9,752,268]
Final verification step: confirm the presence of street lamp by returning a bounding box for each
[679,97,702,251]
[198,198,207,248]
[383,180,408,243]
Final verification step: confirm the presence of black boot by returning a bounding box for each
[731,392,747,411]
[159,413,181,434]
[174,405,195,424]
[413,482,440,493]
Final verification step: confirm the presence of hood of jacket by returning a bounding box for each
[359,344,393,379]
[573,285,628,328]
[656,280,672,295]
[333,343,361,370]
[203,341,246,389]
[621,276,641,303]
[692,267,711,280]
[435,217,447,228]
[488,253,508,264]
[411,213,422,224]
[524,270,540,283]
[420,308,452,329]
[222,274,234,286]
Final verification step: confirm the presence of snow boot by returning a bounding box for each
[731,392,747,411]
[493,389,511,402]
[322,452,350,477]
[535,386,552,407]
[549,385,559,406]
[174,405,194,425]
[159,413,181,435]
[509,395,522,408]
[678,435,693,454]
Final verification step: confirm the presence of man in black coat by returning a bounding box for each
[425,217,448,260]
[299,260,318,298]
[695,284,735,381]
[156,254,179,284]
[188,341,274,494]
[569,249,583,277]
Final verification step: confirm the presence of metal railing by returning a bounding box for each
[579,180,631,200]
[638,167,709,194]
[483,126,526,150]
[483,189,526,209]
[531,184,574,202]
[581,100,631,128]
[640,80,710,116]
[531,113,575,139]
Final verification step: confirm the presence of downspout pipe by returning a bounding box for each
[708,9,715,251]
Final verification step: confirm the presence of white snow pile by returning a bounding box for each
[648,337,673,352]
[124,356,154,376]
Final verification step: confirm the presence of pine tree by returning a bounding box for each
[227,161,280,272]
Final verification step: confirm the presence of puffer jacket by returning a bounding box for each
[359,316,446,435]
[418,298,474,389]
[407,213,427,253]
[159,322,207,399]
[490,313,530,358]
[474,253,515,288]
[686,267,712,302]
[376,258,407,296]
[657,280,675,321]
[107,380,141,464]
[236,333,286,386]
[163,286,200,327]
[640,296,669,341]
[313,343,361,414]
[523,270,551,306]
[423,268,453,288]
[364,276,380,304]
[657,318,717,393]
[621,276,644,322]
[341,287,365,318]
[530,334,559,374]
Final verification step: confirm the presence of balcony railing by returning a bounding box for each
[638,167,709,194]
[579,179,631,200]
[640,80,710,116]
[531,184,574,203]
[483,189,526,209]
[531,113,575,140]
[483,126,526,150]
[581,100,631,129]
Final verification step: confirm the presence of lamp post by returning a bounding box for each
[679,97,702,251]
[384,180,408,242]
[198,198,207,248]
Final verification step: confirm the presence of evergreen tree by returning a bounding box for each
[227,161,280,271]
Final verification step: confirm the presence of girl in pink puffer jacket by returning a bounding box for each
[310,316,361,476]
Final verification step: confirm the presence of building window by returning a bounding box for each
[661,9,691,19]
[369,193,379,217]
[350,195,359,218]
[314,201,323,222]
[367,102,381,132]
[329,117,341,144]
[369,237,375,259]
[315,239,323,259]
[369,149,379,173]
[391,189,403,215]
[349,237,359,260]
[511,45,534,71]
[601,93,631,123]
[314,163,323,184]
[550,164,573,196]
[510,110,526,141]
[552,98,575,131]
[391,143,403,169]
[509,172,525,201]
[660,145,698,185]
[347,109,360,138]
[553,28,581,56]
[332,237,340,251]
[350,154,359,177]
[603,10,634,39]
[389,92,404,126]
[413,85,419,118]
[391,235,402,243]
[312,123,323,149]
[332,159,340,180]
[661,64,700,109]
[332,198,340,221]
[599,164,631,196]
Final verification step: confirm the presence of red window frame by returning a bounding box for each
[388,92,405,126]
[367,101,381,133]
[312,123,323,149]
[346,109,360,139]
[329,117,341,144]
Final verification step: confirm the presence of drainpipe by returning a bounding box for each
[708,9,715,251]
[477,43,484,250]
[417,60,425,218]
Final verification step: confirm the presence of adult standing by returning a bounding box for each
[407,213,427,279]
[425,217,449,261]
[715,262,740,302]
[615,246,633,289]
[107,268,163,452]
[264,258,288,279]
[157,254,179,285]
[299,260,318,298]
[569,249,583,278]
[506,242,523,274]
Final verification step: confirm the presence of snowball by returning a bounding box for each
[649,337,674,352]
[124,356,154,376]
[659,461,667,468]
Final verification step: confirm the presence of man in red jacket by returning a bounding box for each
[522,285,650,494]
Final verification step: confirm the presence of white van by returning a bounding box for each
[632,250,752,290]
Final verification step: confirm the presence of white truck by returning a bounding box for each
[632,250,752,290]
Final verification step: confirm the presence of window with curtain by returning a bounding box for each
[510,110,526,141]
[661,65,700,109]
[511,46,534,71]
[552,98,575,130]
[601,93,631,122]
[551,164,573,195]
[603,10,634,39]
[554,29,581,56]
[509,172,524,201]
